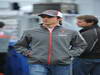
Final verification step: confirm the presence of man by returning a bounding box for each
[14,10,87,75]
[73,15,100,75]
[0,21,11,75]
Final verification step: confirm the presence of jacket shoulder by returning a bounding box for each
[61,26,78,34]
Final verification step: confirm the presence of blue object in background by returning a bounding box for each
[5,41,30,75]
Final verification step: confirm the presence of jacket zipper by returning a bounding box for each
[48,31,53,64]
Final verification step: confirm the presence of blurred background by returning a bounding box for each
[0,0,100,40]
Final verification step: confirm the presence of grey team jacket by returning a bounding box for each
[14,25,87,65]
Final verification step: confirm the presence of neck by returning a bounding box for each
[43,24,58,28]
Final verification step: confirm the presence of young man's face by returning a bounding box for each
[76,19,93,27]
[41,15,61,26]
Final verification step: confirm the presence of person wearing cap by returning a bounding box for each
[73,15,100,75]
[0,21,11,75]
[14,10,87,75]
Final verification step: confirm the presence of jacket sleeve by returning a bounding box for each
[68,31,87,57]
[14,31,32,53]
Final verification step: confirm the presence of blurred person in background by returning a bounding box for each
[73,15,100,75]
[14,10,87,75]
[0,21,11,75]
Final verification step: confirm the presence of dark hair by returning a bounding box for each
[0,21,5,28]
[57,17,62,25]
[77,15,98,25]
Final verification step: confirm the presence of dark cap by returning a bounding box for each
[38,10,63,18]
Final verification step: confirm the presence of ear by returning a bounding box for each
[88,22,94,26]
